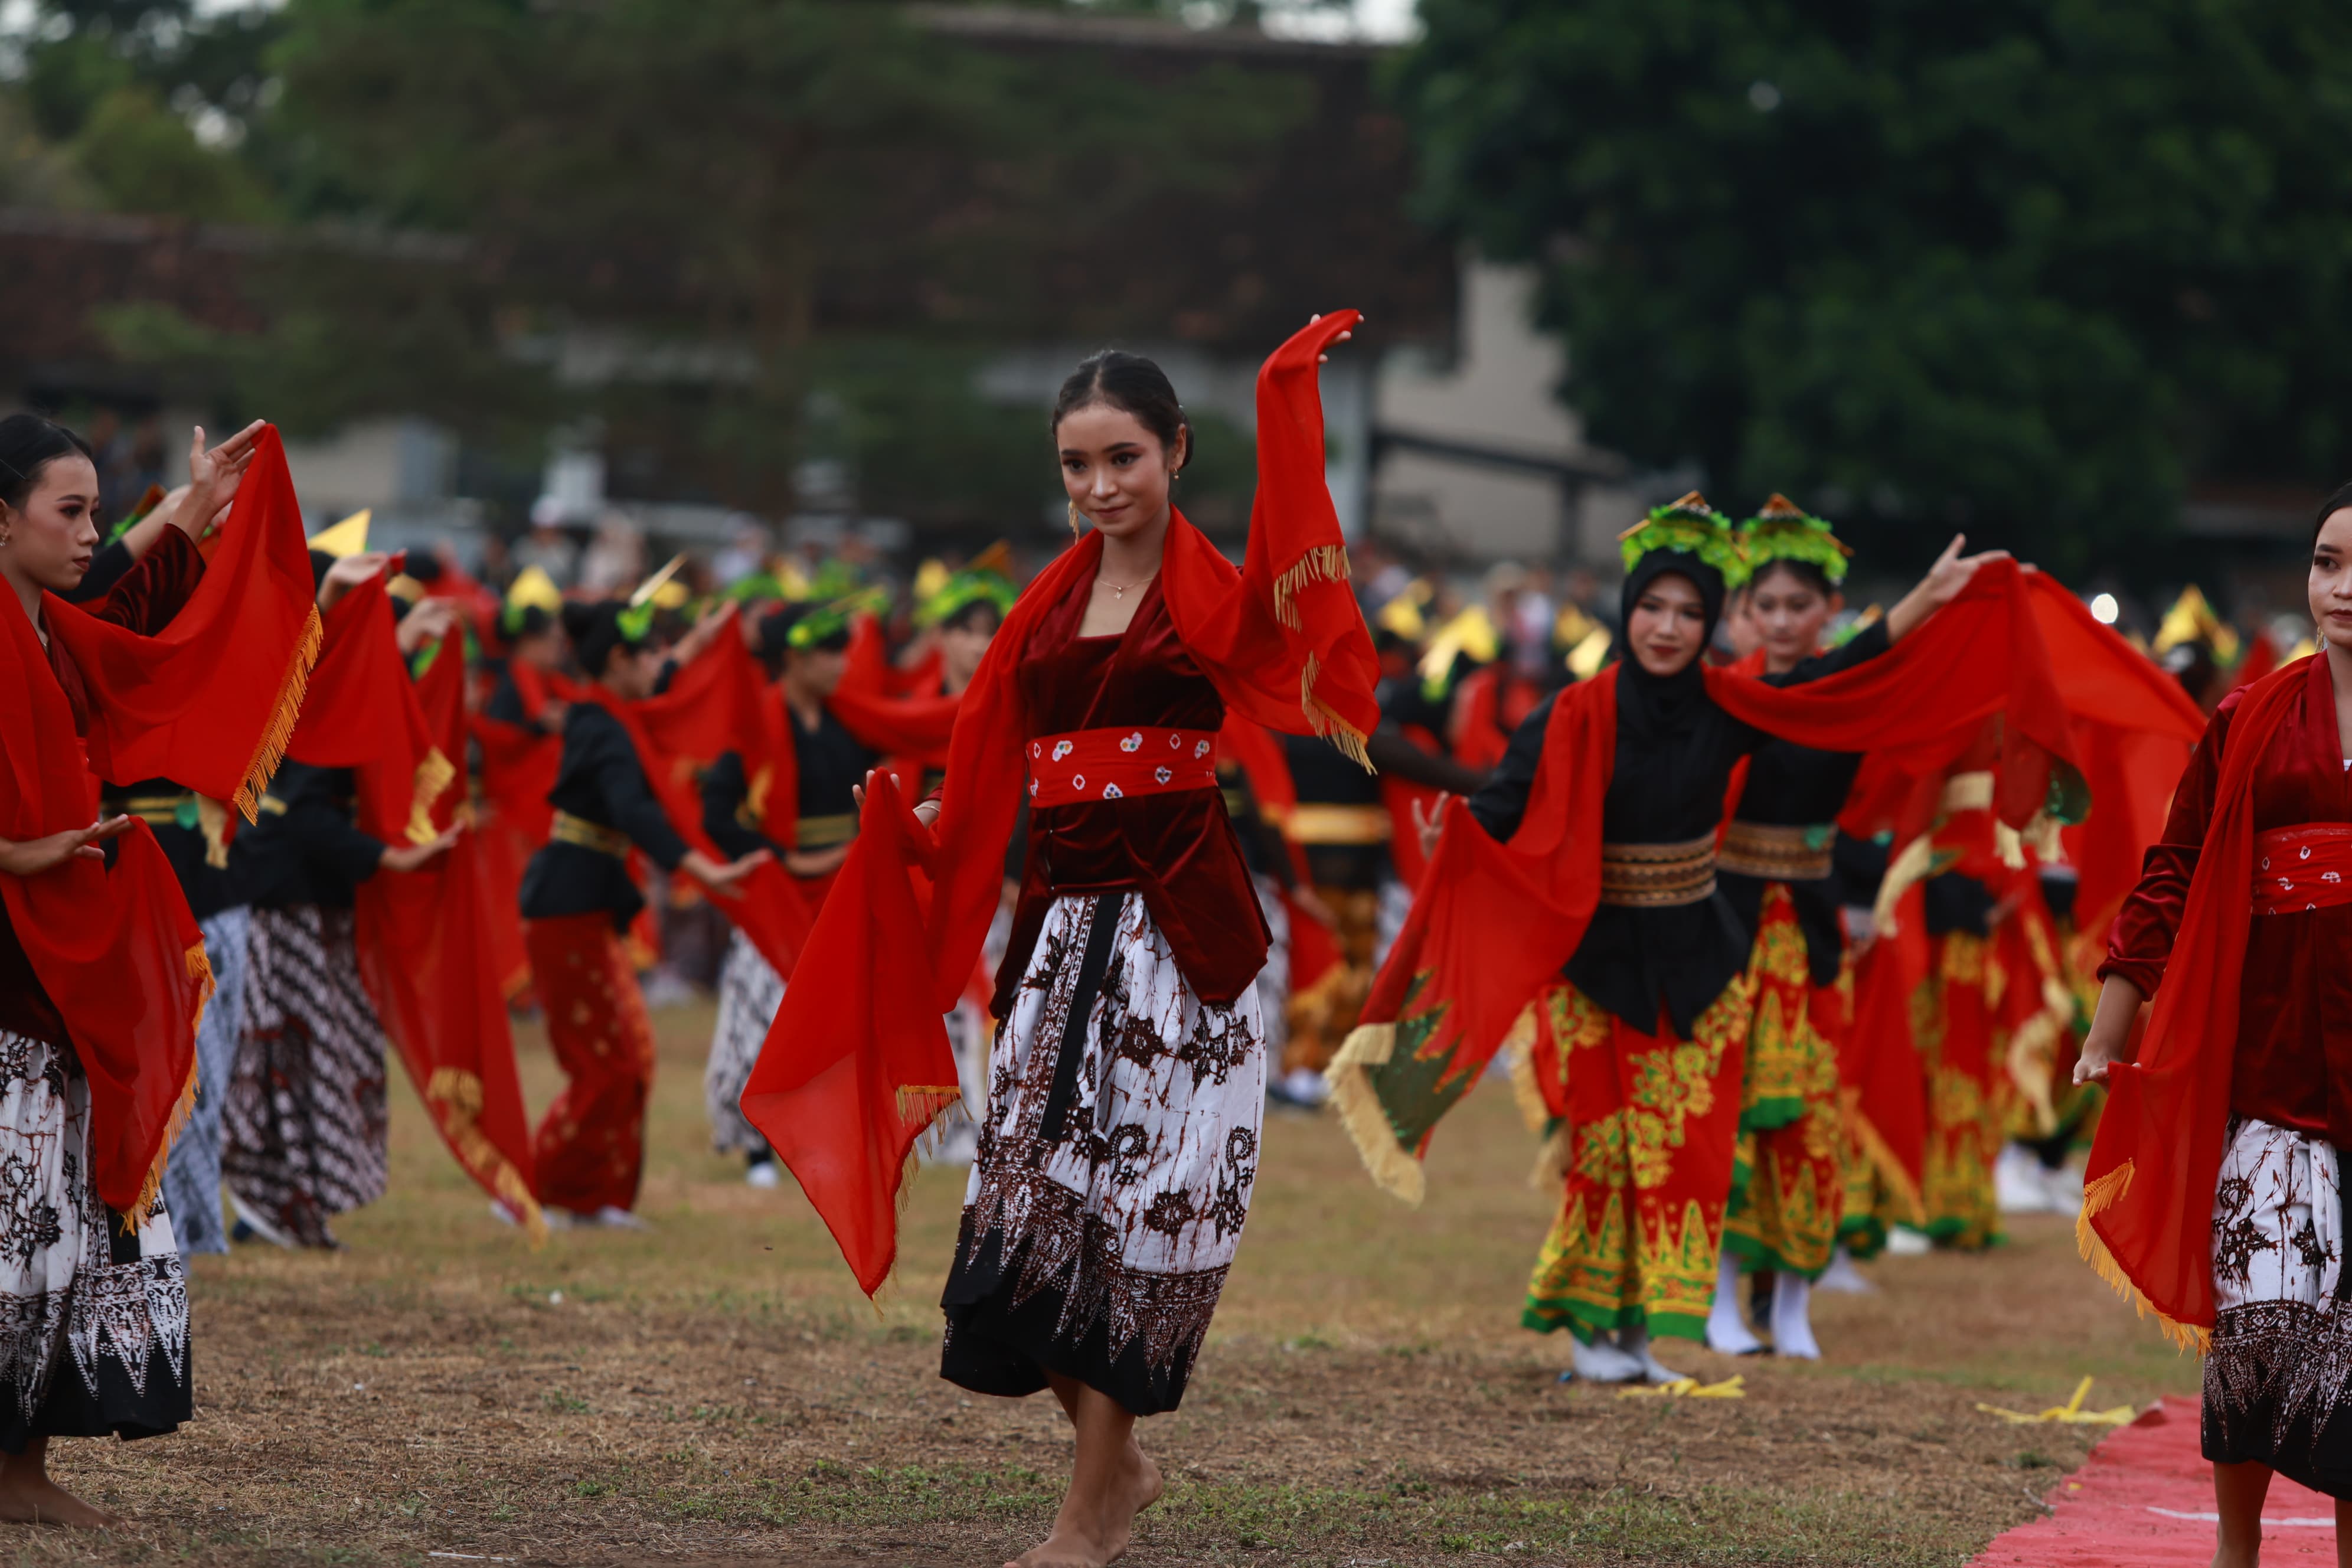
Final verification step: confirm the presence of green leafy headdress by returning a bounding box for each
[1737,494,1851,585]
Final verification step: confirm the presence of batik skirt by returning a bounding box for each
[941,891,1265,1417]
[1913,931,2009,1250]
[525,913,656,1216]
[223,904,388,1249]
[1520,972,1753,1343]
[0,1028,191,1451]
[705,928,783,1157]
[2203,1118,2352,1497]
[164,906,249,1256]
[1723,884,1844,1278]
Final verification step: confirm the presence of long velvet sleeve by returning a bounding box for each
[93,526,205,633]
[1465,690,1559,845]
[593,726,688,872]
[2099,696,2229,998]
[701,750,779,861]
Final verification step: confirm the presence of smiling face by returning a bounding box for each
[0,452,101,596]
[1746,561,1843,675]
[1056,401,1185,543]
[1626,570,1710,677]
[2311,508,2352,651]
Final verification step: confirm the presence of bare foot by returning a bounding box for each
[1004,1522,1105,1568]
[0,1472,122,1529]
[1102,1440,1164,1564]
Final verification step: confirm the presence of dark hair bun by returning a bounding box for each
[0,413,96,512]
[559,600,602,643]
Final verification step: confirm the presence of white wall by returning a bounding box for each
[1371,260,1634,564]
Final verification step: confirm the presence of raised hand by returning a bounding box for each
[1410,792,1451,863]
[1886,534,2015,642]
[318,551,390,612]
[177,420,267,539]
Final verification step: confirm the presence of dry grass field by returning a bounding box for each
[15,1001,2195,1566]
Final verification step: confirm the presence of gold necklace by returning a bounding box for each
[1097,571,1156,600]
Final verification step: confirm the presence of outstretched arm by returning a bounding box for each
[1884,534,2013,643]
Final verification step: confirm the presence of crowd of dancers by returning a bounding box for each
[0,306,2338,1564]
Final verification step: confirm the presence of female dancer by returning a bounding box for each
[1424,498,2000,1383]
[2077,484,2352,1560]
[0,412,299,1523]
[764,313,1378,1568]
[224,553,462,1248]
[701,600,869,1184]
[1707,498,1873,1360]
[521,600,767,1224]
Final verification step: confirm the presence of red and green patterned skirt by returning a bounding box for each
[1519,973,1753,1343]
[1722,883,1844,1279]
[1913,930,2009,1250]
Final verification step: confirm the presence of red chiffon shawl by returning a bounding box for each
[0,427,319,1219]
[1336,560,2075,1201]
[2079,655,2313,1349]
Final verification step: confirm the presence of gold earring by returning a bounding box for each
[1067,501,1084,538]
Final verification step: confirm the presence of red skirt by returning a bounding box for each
[1723,883,1844,1277]
[1520,974,1753,1342]
[525,914,656,1215]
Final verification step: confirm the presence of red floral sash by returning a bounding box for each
[1027,727,1219,807]
[2253,823,2352,916]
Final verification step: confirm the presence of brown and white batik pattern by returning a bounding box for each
[944,892,1265,1412]
[704,929,785,1156]
[0,1028,191,1448]
[223,904,389,1250]
[2203,1116,2352,1498]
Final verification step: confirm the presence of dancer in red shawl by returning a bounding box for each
[1348,501,2056,1387]
[0,413,315,1525]
[700,599,873,1184]
[2077,485,2352,1556]
[519,600,769,1224]
[747,313,1378,1568]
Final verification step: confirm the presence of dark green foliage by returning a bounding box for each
[1393,1,2352,574]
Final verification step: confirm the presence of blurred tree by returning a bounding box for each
[93,0,1304,527]
[1394,1,2352,574]
[17,0,285,218]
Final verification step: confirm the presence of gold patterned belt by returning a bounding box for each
[112,792,193,827]
[551,811,630,858]
[1717,820,1835,883]
[793,812,857,851]
[1286,803,1391,845]
[1599,834,1719,907]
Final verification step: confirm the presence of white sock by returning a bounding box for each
[1815,1246,1877,1295]
[1618,1325,1683,1384]
[1770,1272,1821,1360]
[1705,1253,1763,1354]
[1567,1333,1644,1383]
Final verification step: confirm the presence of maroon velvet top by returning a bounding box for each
[994,570,1270,1011]
[2102,655,2352,1142]
[0,529,207,1043]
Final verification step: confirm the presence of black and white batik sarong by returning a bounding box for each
[705,929,785,1157]
[0,1028,191,1451]
[2203,1116,2352,1497]
[941,891,1265,1416]
[163,906,249,1256]
[222,904,388,1250]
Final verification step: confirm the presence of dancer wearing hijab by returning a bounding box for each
[744,313,1380,1568]
[2077,484,2352,1559]
[1705,498,1872,1360]
[0,413,317,1524]
[1350,496,2031,1386]
[522,600,767,1225]
[702,599,871,1184]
